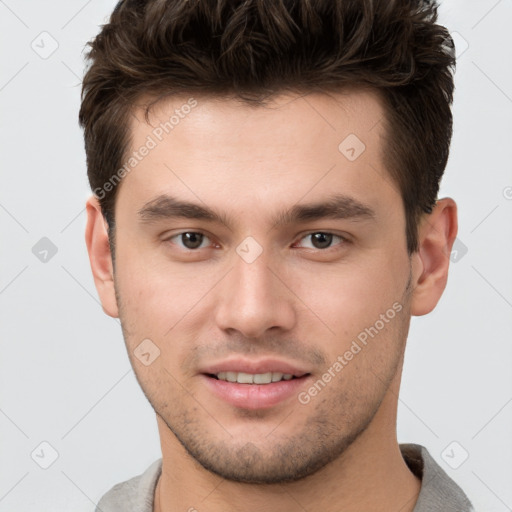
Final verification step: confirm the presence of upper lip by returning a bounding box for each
[200,358,310,378]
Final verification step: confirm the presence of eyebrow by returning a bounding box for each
[137,193,376,228]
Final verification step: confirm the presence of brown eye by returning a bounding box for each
[310,233,333,249]
[296,232,346,250]
[169,232,210,250]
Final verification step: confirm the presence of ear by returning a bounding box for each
[410,197,458,316]
[85,196,119,318]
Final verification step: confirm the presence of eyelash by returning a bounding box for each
[165,231,349,252]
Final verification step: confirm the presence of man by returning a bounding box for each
[80,0,474,510]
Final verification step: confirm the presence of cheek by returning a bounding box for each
[113,254,166,343]
[298,257,406,336]
[114,246,218,351]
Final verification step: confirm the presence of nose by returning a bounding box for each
[214,248,297,339]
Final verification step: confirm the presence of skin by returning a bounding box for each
[85,89,458,512]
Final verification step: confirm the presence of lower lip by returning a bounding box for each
[200,374,310,410]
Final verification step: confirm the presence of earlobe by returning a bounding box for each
[410,198,458,317]
[85,196,119,318]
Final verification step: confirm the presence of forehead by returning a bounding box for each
[129,88,386,157]
[117,89,398,221]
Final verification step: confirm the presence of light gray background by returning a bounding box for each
[1,0,511,510]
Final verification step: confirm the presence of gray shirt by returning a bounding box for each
[95,443,474,511]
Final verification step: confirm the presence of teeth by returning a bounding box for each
[214,371,295,384]
[226,371,237,383]
[253,372,272,384]
[237,372,254,384]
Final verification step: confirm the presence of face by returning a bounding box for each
[100,90,418,483]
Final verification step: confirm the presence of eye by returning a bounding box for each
[294,232,347,250]
[167,231,212,250]
[164,231,348,252]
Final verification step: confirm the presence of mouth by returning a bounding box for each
[200,368,312,410]
[206,371,306,384]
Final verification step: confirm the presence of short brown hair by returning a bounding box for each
[79,0,456,254]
